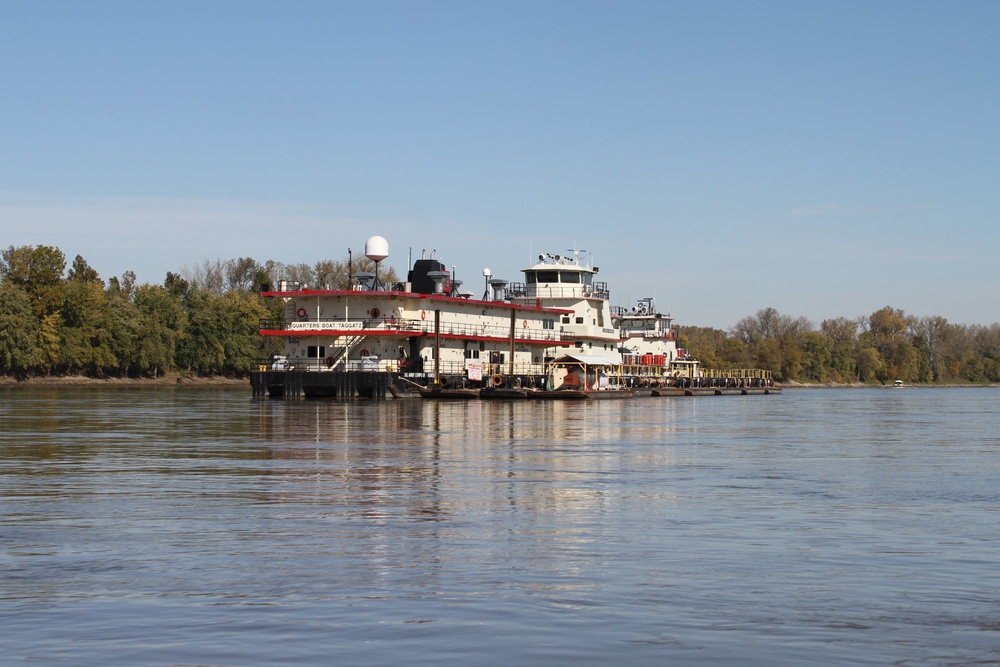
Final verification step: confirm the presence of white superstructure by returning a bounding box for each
[258,238,704,396]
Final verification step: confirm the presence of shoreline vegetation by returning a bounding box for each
[3,244,1000,386]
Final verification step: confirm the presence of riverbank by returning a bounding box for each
[0,374,248,387]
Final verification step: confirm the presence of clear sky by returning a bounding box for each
[2,1,997,329]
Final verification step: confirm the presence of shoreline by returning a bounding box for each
[0,374,248,387]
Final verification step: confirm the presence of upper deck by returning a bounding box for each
[612,297,674,339]
[506,251,610,302]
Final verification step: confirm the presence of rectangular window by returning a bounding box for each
[542,319,554,330]
[575,317,584,324]
[561,272,580,283]
[536,271,559,283]
[307,346,326,358]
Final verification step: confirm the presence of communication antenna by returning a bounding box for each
[365,235,389,291]
[482,267,492,300]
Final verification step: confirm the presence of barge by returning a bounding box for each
[249,236,778,399]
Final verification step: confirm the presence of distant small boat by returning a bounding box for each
[893,379,904,387]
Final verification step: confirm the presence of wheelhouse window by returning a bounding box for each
[561,272,581,284]
[535,271,559,283]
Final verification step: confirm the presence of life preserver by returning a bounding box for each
[370,307,380,318]
[522,319,528,329]
[325,356,334,368]
[492,374,503,386]
[360,349,370,357]
[296,308,307,318]
[420,310,426,320]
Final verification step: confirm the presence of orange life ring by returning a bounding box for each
[492,374,503,386]
[370,307,380,318]
[360,349,370,357]
[420,310,426,320]
[522,319,528,329]
[325,356,335,368]
[296,308,307,318]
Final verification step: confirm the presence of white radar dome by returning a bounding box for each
[365,236,389,262]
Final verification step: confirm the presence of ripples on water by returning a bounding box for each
[2,386,999,666]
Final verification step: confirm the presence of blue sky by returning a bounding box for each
[2,1,997,329]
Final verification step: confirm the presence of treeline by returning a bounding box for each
[3,244,998,383]
[0,244,396,379]
[681,307,1000,384]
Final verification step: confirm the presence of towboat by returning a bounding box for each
[249,236,777,399]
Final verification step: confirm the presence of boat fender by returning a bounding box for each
[297,308,307,318]
[492,374,503,387]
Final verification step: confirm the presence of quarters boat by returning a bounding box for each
[250,235,778,399]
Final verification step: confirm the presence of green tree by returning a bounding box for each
[0,244,67,317]
[174,288,222,374]
[225,257,260,292]
[752,337,783,376]
[854,347,886,383]
[798,330,833,382]
[67,255,102,285]
[105,287,144,377]
[59,280,115,375]
[820,317,858,381]
[0,282,39,376]
[134,283,187,378]
[911,315,950,381]
[217,291,271,374]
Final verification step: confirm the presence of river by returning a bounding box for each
[1,386,998,665]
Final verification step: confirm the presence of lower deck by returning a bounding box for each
[250,369,780,400]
